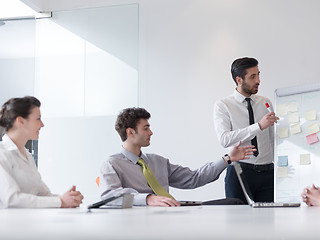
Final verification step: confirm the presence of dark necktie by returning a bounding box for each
[245,98,259,157]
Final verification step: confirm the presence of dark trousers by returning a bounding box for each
[225,163,274,204]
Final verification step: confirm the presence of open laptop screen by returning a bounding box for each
[233,162,255,205]
[233,162,301,207]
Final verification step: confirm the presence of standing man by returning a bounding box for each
[214,57,279,203]
[99,107,255,206]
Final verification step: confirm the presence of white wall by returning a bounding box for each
[137,0,320,201]
[16,0,320,202]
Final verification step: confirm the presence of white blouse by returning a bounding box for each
[0,134,61,208]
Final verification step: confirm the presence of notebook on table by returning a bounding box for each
[233,162,300,208]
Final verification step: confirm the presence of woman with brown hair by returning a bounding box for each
[0,96,83,208]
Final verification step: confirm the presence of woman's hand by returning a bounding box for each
[60,186,84,208]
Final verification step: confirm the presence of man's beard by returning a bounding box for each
[242,81,258,95]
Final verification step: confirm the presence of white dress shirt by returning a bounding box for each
[0,134,61,208]
[214,90,274,165]
[99,147,227,206]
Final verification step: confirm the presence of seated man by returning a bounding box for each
[99,108,255,206]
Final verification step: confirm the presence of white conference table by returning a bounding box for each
[0,204,319,240]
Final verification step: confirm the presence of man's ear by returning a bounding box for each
[126,128,135,138]
[235,76,243,86]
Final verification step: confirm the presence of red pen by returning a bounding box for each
[265,103,272,113]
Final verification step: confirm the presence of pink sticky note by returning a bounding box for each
[306,133,319,145]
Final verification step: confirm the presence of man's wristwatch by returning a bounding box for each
[223,154,231,165]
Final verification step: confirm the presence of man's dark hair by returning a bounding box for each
[0,96,41,131]
[115,107,151,142]
[231,57,259,85]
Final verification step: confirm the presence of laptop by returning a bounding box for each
[178,201,202,206]
[233,162,300,208]
[87,193,134,210]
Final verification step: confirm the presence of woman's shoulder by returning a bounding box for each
[0,142,8,156]
[0,140,16,161]
[0,145,12,170]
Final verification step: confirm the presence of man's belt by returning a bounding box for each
[239,162,274,172]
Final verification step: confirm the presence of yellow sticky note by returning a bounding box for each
[300,154,311,165]
[288,112,300,123]
[290,124,301,134]
[307,122,320,135]
[305,110,317,121]
[278,128,289,138]
[277,167,288,178]
[287,102,298,112]
[277,104,287,116]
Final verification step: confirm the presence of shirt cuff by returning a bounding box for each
[133,193,149,206]
[36,196,62,208]
[217,157,228,170]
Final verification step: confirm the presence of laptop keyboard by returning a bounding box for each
[253,202,282,207]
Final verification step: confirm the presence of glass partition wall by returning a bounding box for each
[0,4,139,204]
[0,19,38,161]
[37,4,139,204]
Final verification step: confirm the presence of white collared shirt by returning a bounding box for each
[214,90,274,165]
[0,134,61,208]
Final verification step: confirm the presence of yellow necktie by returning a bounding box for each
[137,158,174,199]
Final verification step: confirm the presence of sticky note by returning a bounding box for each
[300,154,311,165]
[306,133,319,145]
[307,122,320,135]
[277,167,288,178]
[277,104,287,116]
[278,156,288,167]
[288,112,300,123]
[290,123,301,134]
[287,102,298,112]
[278,128,289,138]
[305,110,317,121]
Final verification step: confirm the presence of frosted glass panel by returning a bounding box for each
[36,4,139,204]
[0,19,38,163]
[85,5,138,116]
[35,4,138,118]
[0,19,35,104]
[38,116,122,203]
[85,42,138,116]
[36,18,85,118]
